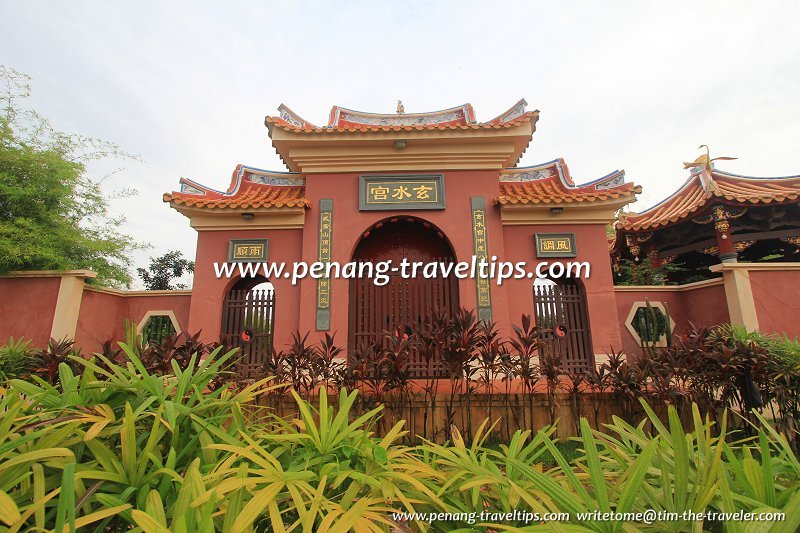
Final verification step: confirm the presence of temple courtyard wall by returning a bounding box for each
[2,262,798,361]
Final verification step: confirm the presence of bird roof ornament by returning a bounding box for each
[684,145,735,197]
[683,145,737,172]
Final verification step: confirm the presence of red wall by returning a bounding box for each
[682,283,730,327]
[186,172,635,358]
[296,171,512,347]
[189,229,304,350]
[502,224,622,356]
[613,281,729,355]
[74,290,192,354]
[0,277,60,347]
[750,270,800,338]
[74,289,126,351]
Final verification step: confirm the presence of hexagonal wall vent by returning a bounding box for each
[624,301,674,348]
[137,310,182,344]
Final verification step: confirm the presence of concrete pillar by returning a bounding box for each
[709,263,758,330]
[50,270,96,340]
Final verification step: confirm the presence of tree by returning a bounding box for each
[0,65,144,287]
[137,250,194,290]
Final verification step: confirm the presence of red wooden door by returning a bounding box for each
[349,219,459,377]
[533,279,593,372]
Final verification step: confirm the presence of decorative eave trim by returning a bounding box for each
[168,204,306,231]
[618,167,800,233]
[487,98,529,124]
[327,103,477,127]
[499,197,635,225]
[267,119,536,173]
[278,103,315,128]
[500,158,573,185]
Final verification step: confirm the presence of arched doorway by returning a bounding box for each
[533,277,593,372]
[220,275,275,378]
[349,217,459,378]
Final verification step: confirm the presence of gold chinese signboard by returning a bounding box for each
[316,199,333,331]
[535,233,577,258]
[228,239,269,262]
[359,175,445,210]
[471,197,492,322]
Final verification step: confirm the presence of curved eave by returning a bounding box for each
[265,111,538,134]
[163,193,311,211]
[496,167,640,206]
[618,171,800,232]
[266,112,539,173]
[496,190,640,206]
[164,201,307,230]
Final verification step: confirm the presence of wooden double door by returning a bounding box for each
[349,218,459,378]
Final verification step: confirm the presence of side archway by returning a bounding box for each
[220,275,275,377]
[532,277,593,372]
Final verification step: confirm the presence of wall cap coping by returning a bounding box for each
[5,269,97,279]
[613,277,723,292]
[85,286,193,297]
[709,262,800,273]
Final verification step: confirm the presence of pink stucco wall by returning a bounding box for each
[189,229,304,351]
[750,270,800,338]
[2,265,796,357]
[74,289,192,354]
[0,277,60,347]
[502,224,622,355]
[614,281,729,355]
[74,289,126,351]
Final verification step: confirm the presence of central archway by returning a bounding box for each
[348,217,459,378]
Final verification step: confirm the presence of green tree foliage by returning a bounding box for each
[136,249,194,290]
[614,257,682,285]
[0,66,144,287]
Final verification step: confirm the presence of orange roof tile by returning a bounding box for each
[495,162,640,206]
[164,184,309,209]
[618,170,800,231]
[266,111,538,134]
[163,165,310,211]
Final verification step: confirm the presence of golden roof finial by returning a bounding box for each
[396,100,405,114]
[683,145,737,171]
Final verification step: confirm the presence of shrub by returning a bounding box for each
[0,336,33,381]
[2,342,800,531]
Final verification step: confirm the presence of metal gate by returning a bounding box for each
[221,288,275,378]
[348,258,458,378]
[533,281,593,372]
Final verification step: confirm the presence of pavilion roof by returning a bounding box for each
[495,159,641,206]
[268,99,535,133]
[163,164,310,211]
[616,168,800,232]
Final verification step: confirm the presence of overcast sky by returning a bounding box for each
[2,1,799,288]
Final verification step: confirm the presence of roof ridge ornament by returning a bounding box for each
[683,145,737,172]
[396,100,405,114]
[684,145,735,198]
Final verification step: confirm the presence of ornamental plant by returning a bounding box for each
[1,344,799,531]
